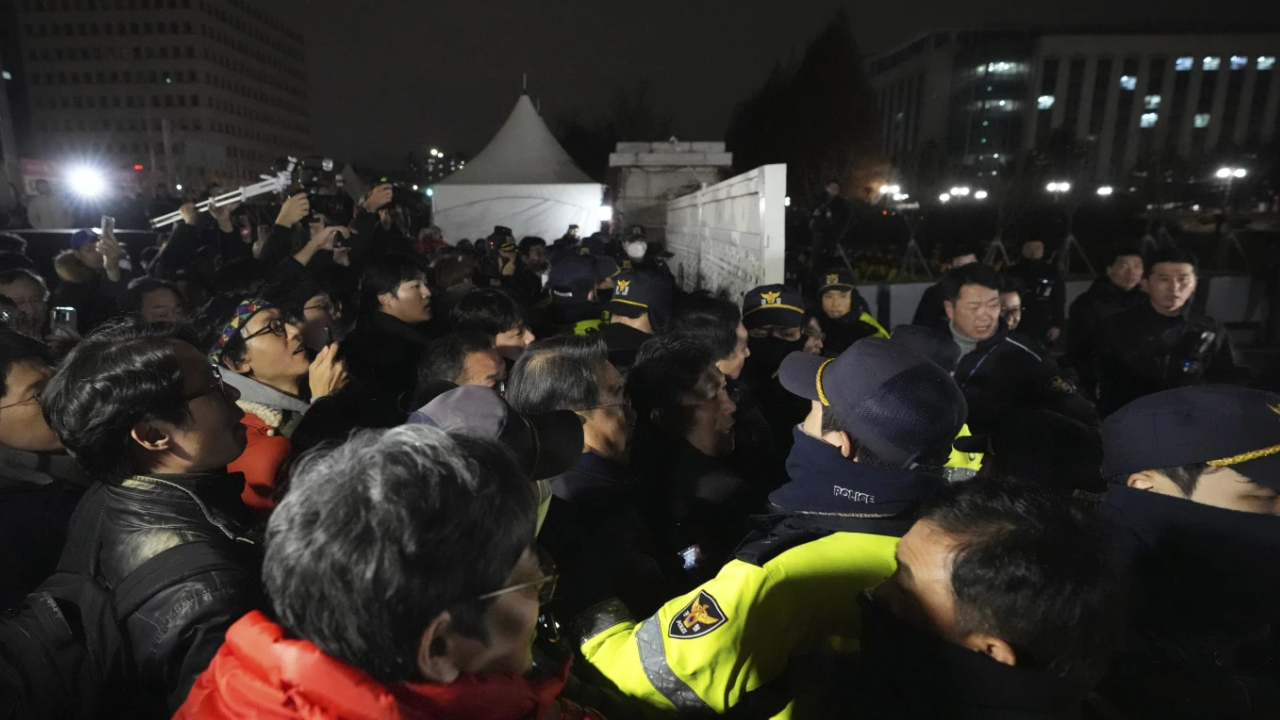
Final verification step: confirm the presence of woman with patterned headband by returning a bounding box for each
[196,294,349,515]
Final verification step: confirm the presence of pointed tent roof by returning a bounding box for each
[439,95,594,185]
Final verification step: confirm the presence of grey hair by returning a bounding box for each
[264,425,536,682]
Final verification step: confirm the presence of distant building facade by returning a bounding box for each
[868,28,1280,183]
[7,0,311,187]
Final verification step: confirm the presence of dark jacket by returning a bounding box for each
[343,312,432,424]
[726,377,786,499]
[633,426,756,581]
[0,446,90,608]
[912,282,948,330]
[952,325,1098,435]
[67,472,263,717]
[52,250,132,333]
[539,452,693,623]
[852,590,1094,720]
[1063,278,1147,399]
[1006,259,1066,342]
[1096,302,1247,417]
[818,311,881,357]
[1097,486,1280,719]
[599,321,652,371]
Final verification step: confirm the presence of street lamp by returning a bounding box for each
[881,184,902,195]
[1097,186,1114,196]
[950,186,971,197]
[974,190,989,200]
[939,193,952,203]
[1216,167,1247,179]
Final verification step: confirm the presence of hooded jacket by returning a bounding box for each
[176,610,604,720]
[222,371,310,513]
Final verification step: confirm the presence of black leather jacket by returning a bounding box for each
[68,472,263,717]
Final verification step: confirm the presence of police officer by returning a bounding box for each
[600,270,672,370]
[1005,238,1065,345]
[938,263,1097,434]
[571,338,967,718]
[1095,386,1280,718]
[815,267,888,356]
[1095,247,1248,417]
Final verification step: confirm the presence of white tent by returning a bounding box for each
[432,95,604,243]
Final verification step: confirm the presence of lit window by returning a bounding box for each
[986,61,1025,74]
[1203,56,1220,71]
[1231,56,1249,70]
[1194,113,1211,128]
[1261,56,1277,71]
[1120,75,1137,91]
[1140,112,1158,128]
[1176,57,1194,71]
[1144,94,1161,109]
[1037,95,1055,110]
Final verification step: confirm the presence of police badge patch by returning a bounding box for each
[668,591,727,639]
[1046,376,1076,395]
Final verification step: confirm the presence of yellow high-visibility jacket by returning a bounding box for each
[574,530,899,719]
[858,311,890,339]
[945,424,984,482]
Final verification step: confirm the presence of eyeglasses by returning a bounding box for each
[184,364,228,403]
[304,300,335,315]
[477,546,558,606]
[241,315,289,342]
[0,393,40,411]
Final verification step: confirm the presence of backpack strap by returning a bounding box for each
[111,542,246,620]
[55,484,107,577]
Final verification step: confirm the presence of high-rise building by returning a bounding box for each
[869,28,1280,184]
[8,0,311,188]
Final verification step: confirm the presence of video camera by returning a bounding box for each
[272,156,354,225]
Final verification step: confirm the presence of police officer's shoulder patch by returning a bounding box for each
[1046,376,1075,395]
[668,591,727,640]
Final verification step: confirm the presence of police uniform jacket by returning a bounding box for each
[573,430,942,719]
[953,325,1098,434]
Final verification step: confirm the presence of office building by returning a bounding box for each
[8,0,311,187]
[869,28,1280,184]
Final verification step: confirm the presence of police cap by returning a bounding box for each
[1101,385,1280,490]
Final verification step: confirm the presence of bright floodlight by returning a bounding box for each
[881,184,901,195]
[784,196,792,207]
[66,167,107,199]
[1046,181,1071,193]
[893,193,910,201]
[1097,186,1114,196]
[1233,168,1247,178]
[1216,168,1232,179]
[939,193,952,203]
[597,205,613,221]
[974,190,989,200]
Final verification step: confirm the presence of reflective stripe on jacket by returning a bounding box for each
[575,531,899,718]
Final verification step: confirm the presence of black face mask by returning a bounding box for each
[747,335,807,375]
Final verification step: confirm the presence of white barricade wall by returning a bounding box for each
[664,164,786,303]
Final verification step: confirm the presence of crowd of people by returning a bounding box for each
[0,182,1276,720]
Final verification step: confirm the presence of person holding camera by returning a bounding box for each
[1096,247,1249,417]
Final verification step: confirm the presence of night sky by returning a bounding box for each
[277,0,1275,168]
